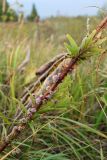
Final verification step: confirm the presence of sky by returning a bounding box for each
[7,0,106,18]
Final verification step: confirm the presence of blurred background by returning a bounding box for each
[0,0,107,21]
[7,0,107,18]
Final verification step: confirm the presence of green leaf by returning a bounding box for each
[0,112,10,124]
[80,36,88,50]
[80,30,96,50]
[88,29,96,40]
[66,34,79,56]
[64,42,73,55]
[28,121,35,134]
[101,94,107,106]
[97,37,107,45]
[100,143,104,160]
[89,46,101,55]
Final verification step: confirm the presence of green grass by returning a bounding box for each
[0,16,107,159]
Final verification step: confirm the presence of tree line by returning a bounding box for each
[0,0,39,22]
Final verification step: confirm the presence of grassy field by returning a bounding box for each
[0,16,107,160]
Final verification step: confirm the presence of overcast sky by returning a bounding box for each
[8,0,106,18]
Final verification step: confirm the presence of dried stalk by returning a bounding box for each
[36,53,67,76]
[4,48,30,86]
[96,16,107,34]
[17,47,30,73]
[0,57,76,153]
[2,0,6,13]
[13,52,67,122]
[21,52,68,104]
[0,16,107,153]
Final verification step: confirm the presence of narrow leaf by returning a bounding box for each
[66,34,79,55]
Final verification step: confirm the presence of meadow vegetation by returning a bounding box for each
[0,16,107,159]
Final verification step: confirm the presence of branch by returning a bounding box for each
[0,16,107,153]
[36,53,68,76]
[0,57,76,153]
